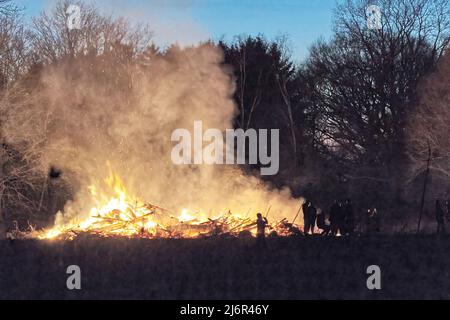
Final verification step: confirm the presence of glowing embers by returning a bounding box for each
[35,170,297,240]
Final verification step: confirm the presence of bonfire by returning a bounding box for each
[27,169,302,241]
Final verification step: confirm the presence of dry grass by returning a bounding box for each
[1,235,450,299]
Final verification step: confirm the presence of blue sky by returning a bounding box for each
[14,0,337,62]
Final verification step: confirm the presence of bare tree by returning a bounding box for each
[0,10,31,88]
[0,0,17,16]
[30,0,152,64]
[276,70,298,167]
[220,36,269,130]
[219,36,300,170]
[408,52,450,181]
[302,0,450,205]
[335,0,450,59]
[407,51,450,232]
[0,0,155,234]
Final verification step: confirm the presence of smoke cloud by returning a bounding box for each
[2,43,299,226]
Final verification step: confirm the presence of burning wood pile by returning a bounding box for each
[29,204,301,241]
[24,170,302,241]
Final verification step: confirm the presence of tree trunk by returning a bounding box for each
[277,76,297,169]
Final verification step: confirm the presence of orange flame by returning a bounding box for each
[35,164,304,240]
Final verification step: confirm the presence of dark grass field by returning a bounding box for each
[1,235,450,300]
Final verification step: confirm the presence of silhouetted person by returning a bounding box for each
[309,203,317,234]
[343,199,355,235]
[316,210,330,235]
[330,200,343,236]
[256,213,268,237]
[436,199,446,234]
[302,200,316,235]
[367,207,380,234]
[256,213,268,248]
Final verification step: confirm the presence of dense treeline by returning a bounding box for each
[0,0,449,232]
[219,0,450,230]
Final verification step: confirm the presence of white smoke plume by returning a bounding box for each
[2,43,300,226]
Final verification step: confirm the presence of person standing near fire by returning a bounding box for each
[343,199,355,236]
[255,213,269,251]
[256,213,268,244]
[367,207,380,234]
[302,200,317,235]
[316,209,330,235]
[329,200,343,236]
